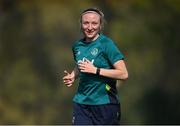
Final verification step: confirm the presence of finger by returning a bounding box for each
[84,59,90,63]
[64,78,74,83]
[63,79,70,83]
[78,63,81,67]
[78,61,83,65]
[63,76,70,80]
[64,81,72,85]
[64,70,70,75]
[66,83,73,87]
[80,69,86,73]
[78,62,84,66]
[64,80,73,86]
[78,66,85,70]
[79,62,86,66]
[78,64,83,69]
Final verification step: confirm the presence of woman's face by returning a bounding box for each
[81,12,101,42]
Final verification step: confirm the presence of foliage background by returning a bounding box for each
[0,0,180,124]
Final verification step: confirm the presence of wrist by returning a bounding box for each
[96,68,101,75]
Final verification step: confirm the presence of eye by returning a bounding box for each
[92,22,98,25]
[83,21,89,25]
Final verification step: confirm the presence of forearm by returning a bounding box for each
[71,65,79,79]
[98,68,128,80]
[78,59,128,80]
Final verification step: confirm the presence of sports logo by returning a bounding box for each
[91,48,98,56]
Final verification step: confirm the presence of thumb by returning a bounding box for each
[64,70,70,75]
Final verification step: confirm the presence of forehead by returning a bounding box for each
[81,12,100,21]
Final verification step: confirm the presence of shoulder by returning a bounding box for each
[72,38,83,49]
[99,34,116,47]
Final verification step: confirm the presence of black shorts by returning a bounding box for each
[72,102,121,125]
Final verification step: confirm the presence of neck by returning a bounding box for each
[86,34,100,42]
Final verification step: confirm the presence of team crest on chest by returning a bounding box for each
[91,48,98,56]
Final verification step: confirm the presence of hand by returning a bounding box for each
[63,70,75,87]
[78,59,97,74]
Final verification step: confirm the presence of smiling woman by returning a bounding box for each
[80,8,105,42]
[81,12,100,42]
[63,7,128,125]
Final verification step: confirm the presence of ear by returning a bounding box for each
[99,25,102,32]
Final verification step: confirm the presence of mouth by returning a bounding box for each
[86,31,94,35]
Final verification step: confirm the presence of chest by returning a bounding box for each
[74,43,111,68]
[75,44,100,61]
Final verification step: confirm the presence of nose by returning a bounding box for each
[87,24,93,30]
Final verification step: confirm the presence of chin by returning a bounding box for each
[87,35,94,38]
[88,33,97,37]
